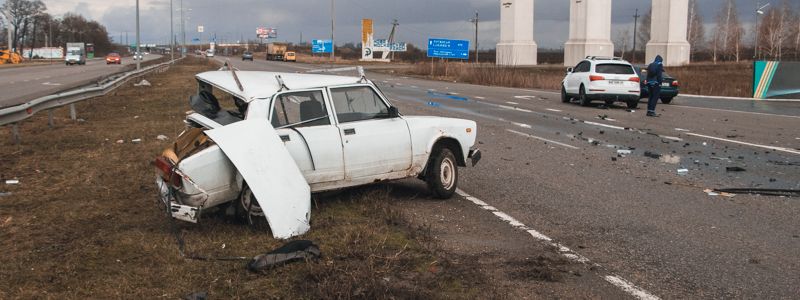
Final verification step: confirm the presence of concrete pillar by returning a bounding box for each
[496,0,538,66]
[645,0,690,66]
[564,0,614,67]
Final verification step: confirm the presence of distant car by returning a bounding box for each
[154,70,482,238]
[105,53,121,64]
[133,52,143,60]
[635,65,679,104]
[242,51,253,61]
[205,49,215,58]
[284,51,296,62]
[561,56,641,109]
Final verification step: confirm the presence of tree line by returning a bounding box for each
[1,0,115,56]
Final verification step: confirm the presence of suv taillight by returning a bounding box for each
[629,77,640,83]
[589,75,605,81]
[154,157,183,187]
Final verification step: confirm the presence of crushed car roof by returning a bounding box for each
[195,71,364,102]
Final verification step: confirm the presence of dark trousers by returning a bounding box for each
[647,85,661,113]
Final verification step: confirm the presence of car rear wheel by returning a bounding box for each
[237,184,265,224]
[561,85,570,103]
[661,97,673,104]
[426,147,458,199]
[579,86,591,106]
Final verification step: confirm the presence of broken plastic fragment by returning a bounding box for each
[247,240,321,272]
[677,168,689,175]
[131,138,142,144]
[156,135,169,141]
[5,179,19,185]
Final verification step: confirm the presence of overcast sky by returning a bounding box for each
[40,0,793,49]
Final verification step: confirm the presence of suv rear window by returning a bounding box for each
[595,64,634,75]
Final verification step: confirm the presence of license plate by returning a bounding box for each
[661,83,670,87]
[609,80,623,85]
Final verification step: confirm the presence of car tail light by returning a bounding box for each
[589,75,605,81]
[629,77,640,83]
[154,157,183,187]
[671,81,679,87]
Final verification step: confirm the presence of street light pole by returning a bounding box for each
[330,0,335,63]
[754,2,770,60]
[470,11,479,63]
[170,0,174,61]
[136,0,141,70]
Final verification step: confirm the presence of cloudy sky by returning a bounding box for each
[40,0,789,49]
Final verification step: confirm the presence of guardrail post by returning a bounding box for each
[48,110,54,128]
[69,104,77,120]
[11,123,20,144]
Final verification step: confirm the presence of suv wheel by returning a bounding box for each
[561,85,570,103]
[426,147,458,199]
[579,86,591,106]
[626,99,639,109]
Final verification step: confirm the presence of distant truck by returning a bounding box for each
[65,42,86,65]
[266,43,287,61]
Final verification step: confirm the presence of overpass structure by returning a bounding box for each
[497,0,690,67]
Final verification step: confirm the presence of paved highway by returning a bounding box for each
[218,56,800,298]
[0,54,162,109]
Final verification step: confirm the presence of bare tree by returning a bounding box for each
[687,0,704,59]
[1,0,45,54]
[713,0,744,62]
[758,0,797,60]
[637,8,651,55]
[614,29,631,60]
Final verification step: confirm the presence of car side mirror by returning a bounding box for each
[388,106,400,118]
[566,67,573,73]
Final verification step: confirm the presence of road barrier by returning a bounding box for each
[753,61,800,99]
[0,58,183,143]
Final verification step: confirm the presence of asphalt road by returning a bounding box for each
[217,56,800,298]
[0,54,162,109]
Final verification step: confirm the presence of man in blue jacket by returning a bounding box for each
[645,55,664,117]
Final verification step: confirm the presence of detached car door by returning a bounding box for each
[329,85,412,179]
[270,89,345,184]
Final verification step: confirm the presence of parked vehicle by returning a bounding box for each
[284,51,297,62]
[154,69,481,238]
[266,43,287,61]
[105,53,122,64]
[65,42,86,65]
[242,51,254,61]
[635,65,680,104]
[561,56,641,108]
[205,49,215,58]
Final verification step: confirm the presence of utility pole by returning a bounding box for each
[470,10,479,63]
[180,0,185,57]
[170,0,174,61]
[136,0,141,70]
[388,19,399,60]
[1,11,13,54]
[632,8,640,63]
[330,0,335,63]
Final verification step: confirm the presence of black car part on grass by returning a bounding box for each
[247,240,322,273]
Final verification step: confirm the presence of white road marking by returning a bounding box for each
[410,85,418,89]
[681,93,800,102]
[546,108,562,112]
[671,104,800,119]
[684,132,800,155]
[514,95,538,100]
[475,96,486,100]
[506,101,518,105]
[455,189,660,300]
[583,121,627,130]
[497,104,533,113]
[508,129,580,150]
[41,82,62,86]
[512,122,533,129]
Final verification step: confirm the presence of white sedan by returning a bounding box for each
[154,68,481,239]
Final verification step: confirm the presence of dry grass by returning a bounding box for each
[0,57,490,299]
[399,61,755,98]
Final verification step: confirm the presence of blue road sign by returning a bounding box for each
[427,38,469,60]
[192,38,200,42]
[312,39,333,53]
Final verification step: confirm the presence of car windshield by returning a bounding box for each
[67,50,80,55]
[595,64,634,74]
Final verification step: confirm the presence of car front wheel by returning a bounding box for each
[579,86,591,106]
[426,148,458,199]
[561,85,570,103]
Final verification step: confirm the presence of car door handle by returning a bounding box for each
[279,135,290,142]
[343,128,356,135]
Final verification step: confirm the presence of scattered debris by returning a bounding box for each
[133,79,151,87]
[157,135,169,141]
[659,155,681,164]
[675,128,690,132]
[726,134,740,138]
[702,142,708,146]
[643,151,662,159]
[704,189,719,196]
[713,188,800,197]
[115,140,124,144]
[247,240,321,273]
[725,166,746,172]
[5,179,19,185]
[616,149,632,156]
[133,115,140,119]
[1,216,11,226]
[677,168,689,175]
[131,138,142,144]
[0,192,11,197]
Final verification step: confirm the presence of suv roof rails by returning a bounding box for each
[585,56,623,61]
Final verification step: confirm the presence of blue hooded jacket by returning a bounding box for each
[646,55,664,87]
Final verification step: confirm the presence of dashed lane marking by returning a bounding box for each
[545,108,562,112]
[455,189,660,300]
[684,132,800,155]
[506,101,518,105]
[507,129,580,150]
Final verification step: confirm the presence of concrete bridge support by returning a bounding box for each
[646,0,690,66]
[496,0,538,66]
[564,0,614,66]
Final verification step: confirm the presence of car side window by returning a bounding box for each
[574,61,589,73]
[330,86,390,123]
[270,90,330,128]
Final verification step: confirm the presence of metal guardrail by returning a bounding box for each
[1,58,182,143]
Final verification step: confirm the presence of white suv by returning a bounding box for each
[561,57,641,109]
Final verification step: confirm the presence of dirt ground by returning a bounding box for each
[0,57,515,299]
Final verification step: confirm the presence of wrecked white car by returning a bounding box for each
[154,68,481,239]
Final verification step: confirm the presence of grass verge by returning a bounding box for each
[0,57,490,299]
